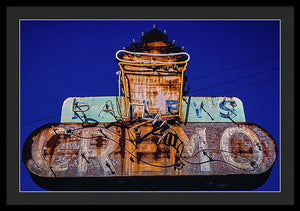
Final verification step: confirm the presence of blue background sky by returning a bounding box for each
[20,20,280,191]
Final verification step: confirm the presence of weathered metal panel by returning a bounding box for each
[122,71,183,117]
[23,122,276,182]
[61,96,245,123]
[181,96,245,122]
[60,96,126,123]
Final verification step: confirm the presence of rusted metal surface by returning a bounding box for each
[117,27,189,119]
[23,122,276,179]
[122,72,183,117]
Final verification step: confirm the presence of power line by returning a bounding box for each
[188,55,279,81]
[189,67,278,94]
[213,76,279,96]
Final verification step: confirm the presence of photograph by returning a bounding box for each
[20,19,280,192]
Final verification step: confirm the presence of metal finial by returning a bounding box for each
[181,46,184,50]
[141,32,144,36]
[172,40,175,44]
[132,38,135,43]
[163,30,167,34]
[153,24,156,29]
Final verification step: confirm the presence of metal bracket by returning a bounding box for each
[72,98,90,112]
[98,100,116,119]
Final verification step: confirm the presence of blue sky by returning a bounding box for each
[20,20,280,191]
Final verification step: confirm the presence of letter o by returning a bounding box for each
[220,126,263,171]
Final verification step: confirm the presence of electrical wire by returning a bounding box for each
[63,123,258,171]
[213,76,279,96]
[66,126,176,168]
[189,67,278,94]
[188,54,279,81]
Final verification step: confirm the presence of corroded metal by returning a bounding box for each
[117,27,189,119]
[23,122,276,190]
[121,68,184,117]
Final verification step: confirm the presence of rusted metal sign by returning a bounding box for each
[23,121,276,190]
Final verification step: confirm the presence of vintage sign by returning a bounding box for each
[22,26,277,191]
[23,121,276,190]
[61,96,245,123]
